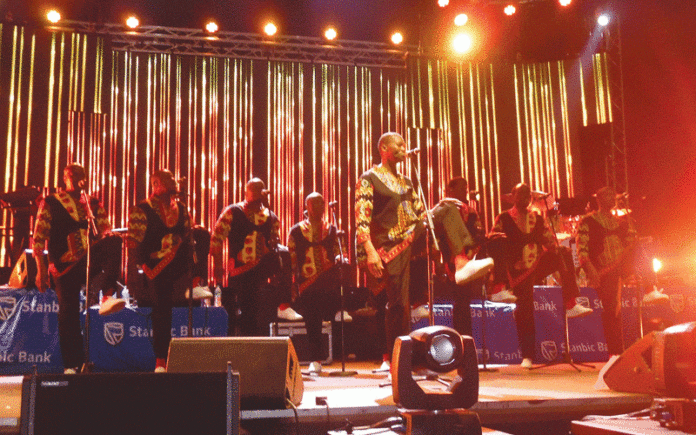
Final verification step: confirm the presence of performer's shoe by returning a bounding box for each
[278,306,303,321]
[334,310,353,322]
[63,367,78,375]
[410,304,430,320]
[373,360,391,373]
[520,358,533,369]
[455,257,495,286]
[566,303,593,319]
[155,357,167,373]
[643,286,669,305]
[490,289,517,303]
[308,361,322,375]
[184,285,214,300]
[98,295,127,316]
[154,366,166,373]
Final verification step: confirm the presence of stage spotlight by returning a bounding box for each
[324,27,338,41]
[559,0,572,6]
[205,21,219,34]
[597,13,610,26]
[391,32,404,45]
[46,10,61,24]
[653,258,664,274]
[392,326,479,411]
[454,13,468,26]
[264,22,278,36]
[126,16,140,29]
[452,33,472,54]
[438,0,450,7]
[504,4,516,16]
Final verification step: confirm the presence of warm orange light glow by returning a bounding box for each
[454,14,468,26]
[324,27,338,41]
[504,4,516,15]
[438,0,450,7]
[559,0,572,6]
[452,33,472,54]
[653,258,663,274]
[46,10,61,24]
[126,16,140,29]
[205,21,219,33]
[391,32,404,45]
[264,22,278,36]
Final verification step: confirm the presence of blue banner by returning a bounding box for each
[0,287,228,374]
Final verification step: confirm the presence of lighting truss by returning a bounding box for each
[51,21,413,69]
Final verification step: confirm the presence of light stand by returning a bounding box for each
[328,203,357,377]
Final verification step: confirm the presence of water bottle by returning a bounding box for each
[214,286,222,307]
[122,288,130,308]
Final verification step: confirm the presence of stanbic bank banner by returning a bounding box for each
[0,287,228,374]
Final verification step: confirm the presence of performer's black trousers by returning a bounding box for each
[596,271,624,355]
[509,248,580,359]
[52,235,122,370]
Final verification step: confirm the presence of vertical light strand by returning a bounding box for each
[489,64,502,220]
[558,61,575,197]
[23,34,36,187]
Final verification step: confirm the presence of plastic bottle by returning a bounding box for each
[214,286,222,307]
[122,288,130,308]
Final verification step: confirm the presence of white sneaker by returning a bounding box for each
[490,289,517,303]
[520,358,533,369]
[566,303,593,319]
[334,310,353,322]
[154,366,166,373]
[411,304,430,319]
[308,361,322,375]
[98,296,127,316]
[643,287,669,305]
[455,257,495,286]
[277,306,303,321]
[373,360,390,373]
[185,285,214,300]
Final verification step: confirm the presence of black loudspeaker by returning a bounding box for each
[167,337,304,410]
[8,249,37,288]
[20,372,239,435]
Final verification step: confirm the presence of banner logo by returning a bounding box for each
[670,294,685,314]
[577,296,591,309]
[104,322,125,346]
[541,340,558,361]
[0,296,18,322]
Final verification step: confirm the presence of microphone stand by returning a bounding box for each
[531,194,593,372]
[328,205,357,377]
[407,151,440,327]
[81,190,98,374]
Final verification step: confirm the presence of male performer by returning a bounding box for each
[127,169,198,372]
[210,177,301,336]
[33,163,125,374]
[355,132,427,371]
[491,183,592,368]
[288,192,350,375]
[431,177,494,336]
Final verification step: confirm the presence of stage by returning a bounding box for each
[0,360,653,435]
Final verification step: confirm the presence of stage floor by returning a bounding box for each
[0,361,653,434]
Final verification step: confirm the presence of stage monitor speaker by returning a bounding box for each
[20,372,239,435]
[604,322,696,399]
[167,336,304,410]
[8,249,37,288]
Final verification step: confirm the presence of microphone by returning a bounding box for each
[405,148,420,158]
[328,201,339,208]
[532,190,551,199]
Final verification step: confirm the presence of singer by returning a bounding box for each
[355,132,427,372]
[126,169,200,372]
[210,177,300,336]
[32,163,125,374]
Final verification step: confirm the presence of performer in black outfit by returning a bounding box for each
[127,169,198,372]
